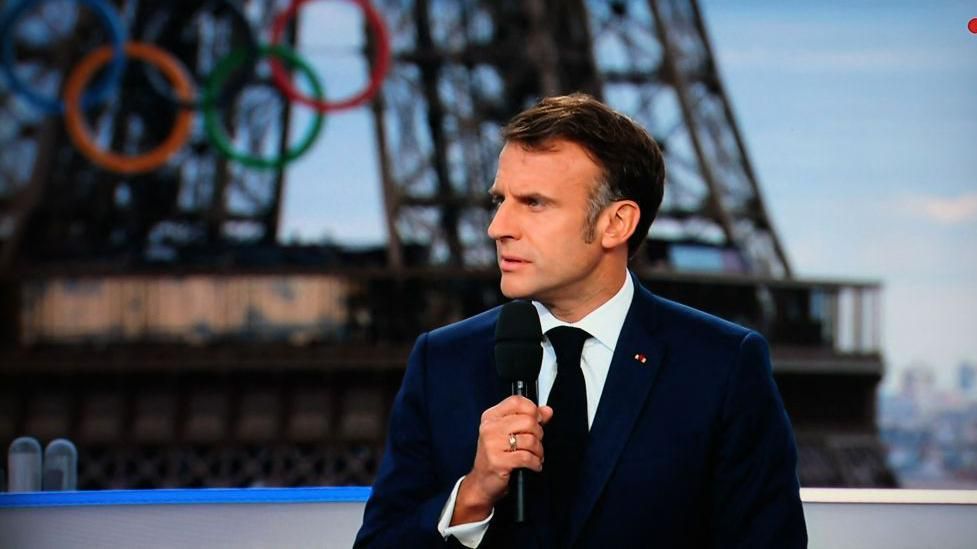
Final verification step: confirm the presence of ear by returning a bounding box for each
[600,200,640,250]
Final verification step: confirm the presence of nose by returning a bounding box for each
[487,200,514,241]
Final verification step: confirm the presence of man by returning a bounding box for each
[355,94,807,548]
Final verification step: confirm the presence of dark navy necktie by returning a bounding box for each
[544,326,591,534]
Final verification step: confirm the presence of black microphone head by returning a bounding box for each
[495,300,543,382]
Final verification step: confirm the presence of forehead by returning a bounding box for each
[492,139,602,193]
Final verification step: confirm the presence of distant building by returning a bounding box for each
[958,362,977,397]
[879,360,977,489]
[901,363,936,402]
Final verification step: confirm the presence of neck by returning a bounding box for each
[542,267,627,323]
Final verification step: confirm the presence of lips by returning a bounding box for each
[498,254,529,271]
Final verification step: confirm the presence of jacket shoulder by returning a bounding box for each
[425,305,501,348]
[637,283,759,350]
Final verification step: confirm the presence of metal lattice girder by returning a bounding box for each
[374,0,506,267]
[0,0,790,276]
[0,0,293,270]
[375,0,790,276]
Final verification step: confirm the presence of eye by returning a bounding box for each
[490,195,503,208]
[526,196,547,209]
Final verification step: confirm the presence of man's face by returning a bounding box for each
[487,140,607,307]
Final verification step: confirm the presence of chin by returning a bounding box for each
[499,277,533,300]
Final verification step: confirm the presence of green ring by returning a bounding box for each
[203,44,325,170]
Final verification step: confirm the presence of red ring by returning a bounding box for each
[270,0,390,112]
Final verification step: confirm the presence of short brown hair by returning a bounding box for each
[501,93,665,258]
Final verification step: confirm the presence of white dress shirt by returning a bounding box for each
[437,275,635,547]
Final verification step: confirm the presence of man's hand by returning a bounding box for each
[450,395,554,525]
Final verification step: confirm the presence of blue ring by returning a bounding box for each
[0,0,126,114]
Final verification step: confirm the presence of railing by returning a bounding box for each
[0,269,889,490]
[10,269,881,355]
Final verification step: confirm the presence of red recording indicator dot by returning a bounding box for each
[969,18,977,34]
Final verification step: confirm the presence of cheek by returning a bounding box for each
[528,219,586,264]
[550,228,586,254]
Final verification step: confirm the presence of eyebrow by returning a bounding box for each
[518,192,551,204]
[487,186,555,205]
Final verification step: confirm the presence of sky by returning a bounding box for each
[697,0,977,390]
[276,1,977,390]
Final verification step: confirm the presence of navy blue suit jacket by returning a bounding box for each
[356,280,807,548]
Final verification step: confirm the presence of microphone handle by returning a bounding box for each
[511,380,532,523]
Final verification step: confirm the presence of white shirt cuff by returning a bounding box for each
[437,476,494,548]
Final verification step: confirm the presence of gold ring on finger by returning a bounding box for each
[507,432,517,452]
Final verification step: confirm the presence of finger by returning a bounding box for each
[495,447,543,472]
[520,438,545,460]
[479,413,541,445]
[502,415,544,440]
[511,450,543,472]
[481,395,537,421]
[499,395,539,416]
[487,428,533,457]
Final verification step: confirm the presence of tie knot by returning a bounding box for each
[546,326,591,367]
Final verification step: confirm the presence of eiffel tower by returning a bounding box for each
[0,0,893,488]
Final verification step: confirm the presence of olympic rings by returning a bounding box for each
[269,0,391,112]
[0,0,126,114]
[203,44,326,170]
[0,0,391,173]
[140,0,259,110]
[64,42,194,174]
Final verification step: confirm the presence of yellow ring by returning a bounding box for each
[64,42,194,174]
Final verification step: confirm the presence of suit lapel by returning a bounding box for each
[565,282,663,547]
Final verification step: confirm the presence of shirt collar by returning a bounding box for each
[533,274,634,352]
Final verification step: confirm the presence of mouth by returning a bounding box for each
[498,254,529,272]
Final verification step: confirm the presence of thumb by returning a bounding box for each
[538,405,555,425]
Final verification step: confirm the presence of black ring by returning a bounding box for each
[138,0,258,110]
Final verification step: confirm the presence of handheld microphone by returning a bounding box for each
[494,300,543,523]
